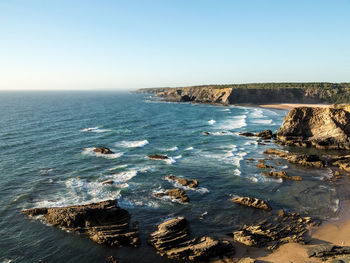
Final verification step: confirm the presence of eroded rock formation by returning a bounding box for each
[22,200,140,247]
[94,147,114,154]
[149,217,233,261]
[154,188,190,203]
[166,175,199,188]
[232,196,271,211]
[262,171,302,181]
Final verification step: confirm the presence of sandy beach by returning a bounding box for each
[259,103,332,110]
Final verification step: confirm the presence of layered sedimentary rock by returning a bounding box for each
[264,148,325,168]
[307,244,350,258]
[276,107,350,150]
[233,211,315,249]
[22,200,140,247]
[154,188,190,203]
[166,175,199,188]
[262,171,302,181]
[232,196,271,211]
[149,217,233,261]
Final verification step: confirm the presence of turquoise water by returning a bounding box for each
[0,92,346,262]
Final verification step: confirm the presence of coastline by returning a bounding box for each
[259,103,332,110]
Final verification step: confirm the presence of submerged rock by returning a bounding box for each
[22,200,140,247]
[239,132,255,137]
[262,171,302,181]
[94,146,114,154]
[276,106,350,150]
[233,211,315,249]
[148,154,169,160]
[154,188,190,203]
[232,196,271,211]
[166,175,199,188]
[203,131,210,135]
[149,217,233,261]
[255,163,275,169]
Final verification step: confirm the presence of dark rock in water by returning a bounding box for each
[148,154,169,160]
[102,179,114,185]
[239,132,255,137]
[233,211,315,249]
[255,163,274,169]
[255,130,273,139]
[232,196,271,211]
[264,148,326,168]
[107,256,118,263]
[262,171,302,181]
[22,200,140,247]
[149,217,234,261]
[246,158,255,162]
[307,244,350,258]
[203,131,210,135]
[166,175,199,188]
[276,106,350,150]
[154,188,190,203]
[94,147,114,154]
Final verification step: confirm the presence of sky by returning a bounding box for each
[0,0,349,90]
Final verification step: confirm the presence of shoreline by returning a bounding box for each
[259,103,332,110]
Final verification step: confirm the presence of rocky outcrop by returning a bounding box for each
[277,107,350,150]
[22,200,140,247]
[166,175,199,188]
[147,154,169,160]
[264,148,325,168]
[233,211,315,249]
[307,244,350,258]
[149,217,233,261]
[232,196,271,210]
[94,147,114,154]
[255,163,275,169]
[329,155,350,172]
[262,171,302,181]
[239,130,273,139]
[154,188,190,203]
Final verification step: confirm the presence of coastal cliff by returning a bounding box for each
[137,82,350,105]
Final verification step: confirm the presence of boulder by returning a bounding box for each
[262,171,302,181]
[166,175,199,188]
[94,147,114,154]
[276,107,350,150]
[255,163,274,169]
[232,196,271,210]
[22,200,140,247]
[148,154,169,160]
[239,132,255,137]
[307,244,350,258]
[149,217,233,261]
[255,130,273,139]
[154,188,190,203]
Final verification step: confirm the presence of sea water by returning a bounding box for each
[0,91,348,262]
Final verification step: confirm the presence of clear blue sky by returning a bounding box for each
[0,0,349,90]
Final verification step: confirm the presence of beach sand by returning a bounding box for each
[259,103,331,110]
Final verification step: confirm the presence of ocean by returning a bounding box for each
[0,91,346,262]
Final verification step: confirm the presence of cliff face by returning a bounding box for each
[276,107,350,149]
[139,86,328,105]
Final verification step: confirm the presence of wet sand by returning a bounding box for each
[259,103,331,110]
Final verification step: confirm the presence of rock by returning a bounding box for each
[233,211,315,249]
[93,147,114,154]
[239,132,255,137]
[166,175,199,188]
[238,257,256,263]
[203,131,210,135]
[102,179,114,185]
[232,196,271,210]
[246,158,255,162]
[276,107,350,150]
[149,217,234,261]
[148,154,169,160]
[154,188,190,203]
[262,171,302,181]
[22,200,140,247]
[330,155,350,172]
[107,256,118,263]
[278,209,286,218]
[264,148,326,168]
[255,163,274,169]
[307,244,350,258]
[255,130,273,139]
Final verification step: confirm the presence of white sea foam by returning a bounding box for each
[332,199,340,212]
[211,131,236,136]
[234,169,241,176]
[185,146,194,151]
[165,157,176,165]
[167,146,178,151]
[118,140,149,148]
[247,173,283,183]
[82,147,123,159]
[250,109,264,118]
[111,170,138,182]
[251,119,274,125]
[106,164,128,171]
[208,119,216,125]
[218,115,247,130]
[80,127,111,133]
